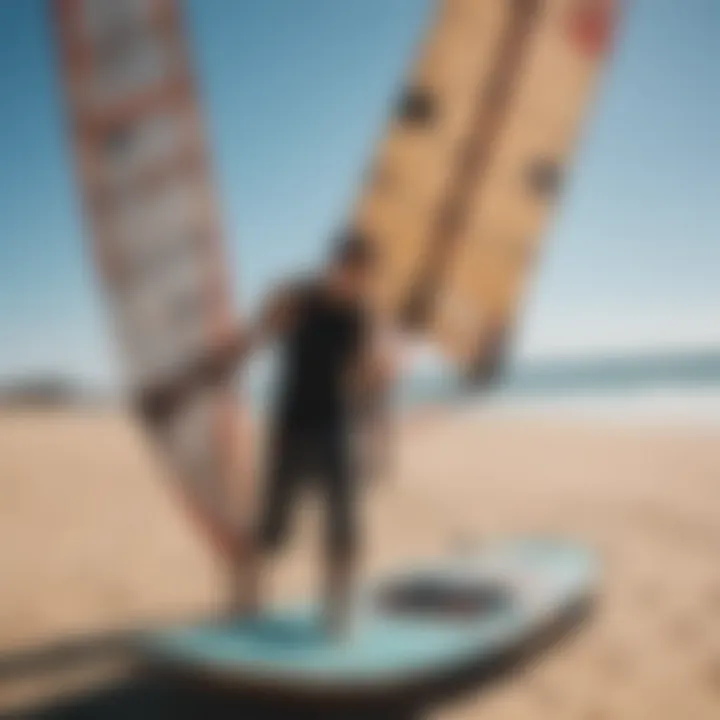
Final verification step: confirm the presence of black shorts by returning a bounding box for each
[257,428,357,559]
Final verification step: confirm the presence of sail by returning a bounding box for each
[52,0,249,555]
[352,0,618,380]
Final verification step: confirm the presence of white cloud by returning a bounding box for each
[516,301,720,361]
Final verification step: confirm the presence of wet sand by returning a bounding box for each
[0,406,718,718]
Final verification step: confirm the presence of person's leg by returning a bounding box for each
[227,530,262,615]
[230,432,301,615]
[223,405,262,615]
[325,544,354,638]
[321,434,359,638]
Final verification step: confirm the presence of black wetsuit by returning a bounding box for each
[258,283,367,559]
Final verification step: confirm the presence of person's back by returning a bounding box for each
[274,281,365,437]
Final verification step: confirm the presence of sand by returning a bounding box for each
[0,405,719,718]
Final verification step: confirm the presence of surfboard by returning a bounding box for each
[352,0,618,381]
[52,0,250,557]
[142,538,596,698]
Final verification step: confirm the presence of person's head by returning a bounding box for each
[326,229,377,300]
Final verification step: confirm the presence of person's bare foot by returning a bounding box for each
[224,555,262,619]
[226,587,259,619]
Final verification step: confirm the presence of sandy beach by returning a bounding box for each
[0,403,718,718]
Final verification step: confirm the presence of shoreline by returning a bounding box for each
[461,386,720,428]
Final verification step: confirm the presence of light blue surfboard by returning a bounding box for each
[142,538,597,696]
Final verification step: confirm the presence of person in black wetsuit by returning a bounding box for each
[256,240,391,633]
[141,231,394,635]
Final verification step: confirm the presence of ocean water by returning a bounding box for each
[391,348,720,412]
[502,348,720,397]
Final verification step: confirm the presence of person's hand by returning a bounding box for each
[137,325,245,423]
[204,326,246,380]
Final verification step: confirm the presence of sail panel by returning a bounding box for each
[351,0,617,378]
[431,0,617,370]
[52,0,249,556]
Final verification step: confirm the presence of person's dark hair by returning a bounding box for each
[331,229,376,271]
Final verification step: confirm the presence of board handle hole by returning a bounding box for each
[377,578,512,620]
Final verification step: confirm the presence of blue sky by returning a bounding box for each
[0,0,718,383]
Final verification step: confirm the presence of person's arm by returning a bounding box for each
[349,316,402,482]
[350,315,399,405]
[138,284,298,422]
[221,283,297,372]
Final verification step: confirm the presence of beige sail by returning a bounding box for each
[352,0,618,380]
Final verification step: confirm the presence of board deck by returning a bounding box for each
[143,538,597,696]
[52,0,249,554]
